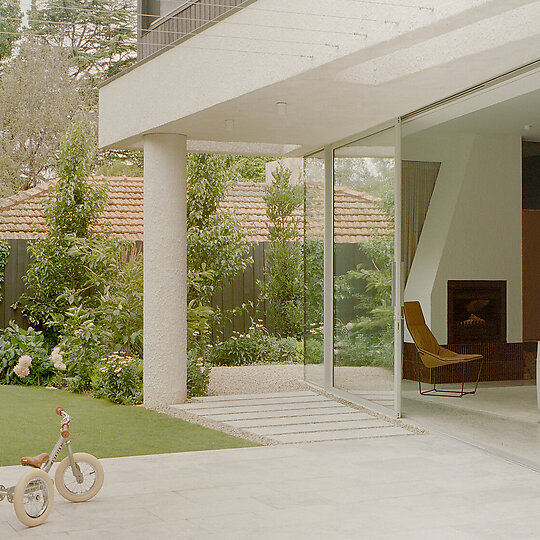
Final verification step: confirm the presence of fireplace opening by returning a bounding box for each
[447,280,507,344]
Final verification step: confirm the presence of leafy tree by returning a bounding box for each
[0,41,84,194]
[28,0,137,86]
[24,0,137,174]
[187,153,250,305]
[0,0,22,60]
[21,118,107,338]
[261,164,304,338]
[230,155,274,182]
[334,158,394,197]
[46,119,106,236]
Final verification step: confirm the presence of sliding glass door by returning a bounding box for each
[333,125,401,414]
[304,152,325,386]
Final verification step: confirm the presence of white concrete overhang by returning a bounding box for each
[99,0,540,155]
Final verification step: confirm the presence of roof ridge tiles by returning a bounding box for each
[0,176,389,242]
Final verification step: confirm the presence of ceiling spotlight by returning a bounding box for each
[524,124,533,131]
[276,102,288,117]
[224,119,234,132]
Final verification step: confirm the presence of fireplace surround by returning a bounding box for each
[447,280,507,344]
[403,281,518,383]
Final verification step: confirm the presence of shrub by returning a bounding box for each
[208,323,300,366]
[0,323,63,386]
[91,353,143,405]
[49,238,142,391]
[334,190,394,370]
[260,164,304,338]
[187,350,211,398]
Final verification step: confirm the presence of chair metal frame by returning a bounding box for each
[416,351,484,398]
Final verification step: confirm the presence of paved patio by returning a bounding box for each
[2,432,540,539]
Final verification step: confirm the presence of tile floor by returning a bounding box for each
[1,434,540,539]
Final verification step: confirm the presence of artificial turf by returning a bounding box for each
[0,385,257,466]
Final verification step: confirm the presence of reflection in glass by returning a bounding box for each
[333,130,395,408]
[304,154,325,386]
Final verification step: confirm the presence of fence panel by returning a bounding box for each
[0,239,30,329]
[0,240,370,342]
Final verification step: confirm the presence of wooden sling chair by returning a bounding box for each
[403,301,483,398]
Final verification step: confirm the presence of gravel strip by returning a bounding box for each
[209,364,307,395]
[154,404,277,446]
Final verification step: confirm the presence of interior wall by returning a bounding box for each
[403,131,522,344]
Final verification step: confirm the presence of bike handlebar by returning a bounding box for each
[56,407,71,438]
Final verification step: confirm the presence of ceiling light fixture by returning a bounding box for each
[276,102,288,117]
[524,124,532,132]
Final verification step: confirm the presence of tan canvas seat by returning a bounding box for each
[403,301,483,397]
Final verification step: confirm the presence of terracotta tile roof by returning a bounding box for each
[0,177,389,243]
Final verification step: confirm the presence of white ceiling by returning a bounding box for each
[406,86,540,141]
[99,0,540,154]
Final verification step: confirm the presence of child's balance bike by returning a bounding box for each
[0,407,104,527]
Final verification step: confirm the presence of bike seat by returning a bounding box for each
[21,453,49,468]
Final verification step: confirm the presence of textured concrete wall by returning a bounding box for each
[143,134,187,407]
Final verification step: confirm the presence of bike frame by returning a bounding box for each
[0,409,83,504]
[42,411,83,483]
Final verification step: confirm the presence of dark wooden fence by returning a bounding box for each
[0,239,31,329]
[0,240,369,339]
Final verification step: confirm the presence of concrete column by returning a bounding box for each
[143,133,187,407]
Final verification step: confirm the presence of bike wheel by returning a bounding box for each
[13,468,54,527]
[55,452,104,502]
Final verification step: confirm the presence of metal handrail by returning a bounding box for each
[147,0,203,31]
[138,0,252,61]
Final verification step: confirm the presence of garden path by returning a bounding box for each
[171,391,413,444]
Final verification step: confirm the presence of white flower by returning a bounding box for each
[13,355,32,378]
[51,347,66,370]
[18,355,32,367]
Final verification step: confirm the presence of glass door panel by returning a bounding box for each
[333,127,396,411]
[304,152,325,386]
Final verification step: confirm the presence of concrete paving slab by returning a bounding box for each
[171,401,345,415]
[201,406,356,421]
[271,426,413,443]
[177,395,332,409]
[191,391,315,402]
[226,412,373,428]
[178,391,406,443]
[249,418,389,435]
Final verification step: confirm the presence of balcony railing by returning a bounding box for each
[138,0,250,61]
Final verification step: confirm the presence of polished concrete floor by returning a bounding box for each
[402,381,540,469]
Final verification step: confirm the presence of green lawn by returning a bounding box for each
[0,386,257,466]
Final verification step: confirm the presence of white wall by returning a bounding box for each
[404,132,522,343]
